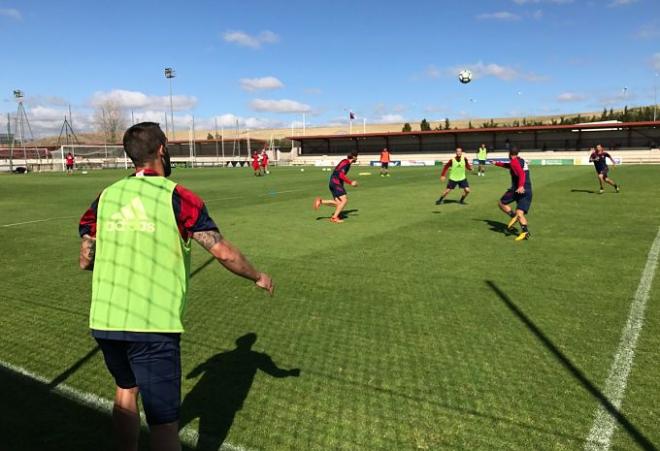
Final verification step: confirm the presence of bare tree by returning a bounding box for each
[93,100,127,143]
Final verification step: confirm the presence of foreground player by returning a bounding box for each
[313,151,359,223]
[436,147,472,205]
[589,144,620,194]
[492,147,532,241]
[79,122,273,451]
[380,147,391,177]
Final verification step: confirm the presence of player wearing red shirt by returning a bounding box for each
[492,147,532,241]
[261,149,270,175]
[251,151,261,176]
[313,151,359,223]
[65,152,75,175]
[589,144,620,194]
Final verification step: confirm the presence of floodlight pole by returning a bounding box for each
[6,112,12,172]
[654,73,658,122]
[165,67,176,141]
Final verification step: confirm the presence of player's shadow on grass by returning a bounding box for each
[486,280,657,451]
[180,333,300,450]
[570,189,596,194]
[474,219,516,236]
[316,209,359,220]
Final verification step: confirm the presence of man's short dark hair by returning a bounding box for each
[123,122,167,166]
[347,151,359,159]
[510,147,520,156]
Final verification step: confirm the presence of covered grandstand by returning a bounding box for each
[290,121,660,156]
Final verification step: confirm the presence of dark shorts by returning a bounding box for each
[329,183,347,199]
[96,337,181,425]
[381,162,389,169]
[500,189,532,213]
[66,164,74,169]
[596,167,609,177]
[447,179,469,189]
[478,160,486,165]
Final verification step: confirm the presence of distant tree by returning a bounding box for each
[601,108,608,121]
[402,122,412,132]
[93,100,127,144]
[608,108,614,120]
[512,120,520,127]
[444,118,450,130]
[207,133,214,140]
[468,121,473,129]
[420,118,431,131]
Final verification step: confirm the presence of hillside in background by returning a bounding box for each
[33,105,657,146]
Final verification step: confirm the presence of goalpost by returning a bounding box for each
[53,144,127,171]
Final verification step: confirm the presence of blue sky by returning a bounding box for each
[1,0,659,136]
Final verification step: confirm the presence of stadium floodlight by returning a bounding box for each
[164,67,176,140]
[13,89,24,100]
[654,73,658,122]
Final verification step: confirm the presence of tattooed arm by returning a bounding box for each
[192,230,274,294]
[79,234,96,271]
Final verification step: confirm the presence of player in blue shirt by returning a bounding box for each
[589,144,620,194]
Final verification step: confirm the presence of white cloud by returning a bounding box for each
[532,9,544,19]
[557,92,587,102]
[90,89,197,111]
[449,62,546,81]
[249,99,311,113]
[425,65,442,79]
[476,11,521,21]
[609,0,638,6]
[377,114,405,123]
[512,0,572,4]
[239,76,284,92]
[652,53,660,71]
[222,30,279,49]
[636,22,660,39]
[303,88,322,95]
[0,8,22,20]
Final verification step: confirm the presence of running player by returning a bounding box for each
[66,152,75,175]
[589,144,620,194]
[313,151,359,223]
[435,147,472,205]
[380,147,391,177]
[261,148,270,175]
[251,151,261,176]
[477,144,487,176]
[492,147,532,241]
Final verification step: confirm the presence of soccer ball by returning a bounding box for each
[300,168,305,172]
[458,69,472,84]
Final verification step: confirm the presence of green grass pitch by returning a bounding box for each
[1,164,659,450]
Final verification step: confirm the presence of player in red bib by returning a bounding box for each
[251,151,261,176]
[65,152,75,175]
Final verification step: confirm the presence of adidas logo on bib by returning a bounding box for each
[105,197,156,233]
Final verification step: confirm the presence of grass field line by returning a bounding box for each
[584,226,660,451]
[0,358,252,451]
[1,215,78,228]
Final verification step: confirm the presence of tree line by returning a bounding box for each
[401,105,657,132]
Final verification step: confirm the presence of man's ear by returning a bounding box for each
[158,144,165,156]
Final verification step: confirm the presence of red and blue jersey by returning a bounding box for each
[330,158,354,186]
[495,157,531,191]
[590,151,612,172]
[79,169,218,241]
